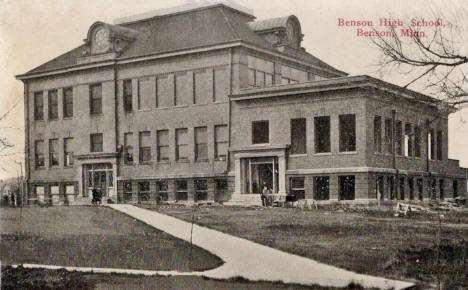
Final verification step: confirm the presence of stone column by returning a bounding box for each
[278,155,286,195]
[234,158,241,194]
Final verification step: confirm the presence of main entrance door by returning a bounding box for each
[242,157,278,194]
[83,163,113,198]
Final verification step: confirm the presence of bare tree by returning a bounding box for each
[0,99,21,153]
[370,3,467,108]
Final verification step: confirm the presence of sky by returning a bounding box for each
[0,0,467,179]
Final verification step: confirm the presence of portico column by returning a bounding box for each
[234,158,242,194]
[278,155,286,195]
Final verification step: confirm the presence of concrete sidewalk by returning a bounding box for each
[109,204,414,290]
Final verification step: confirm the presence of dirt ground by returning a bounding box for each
[142,204,468,289]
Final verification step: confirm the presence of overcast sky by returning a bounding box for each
[0,0,466,179]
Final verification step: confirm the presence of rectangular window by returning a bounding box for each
[339,176,355,200]
[376,176,384,200]
[215,125,228,160]
[252,120,269,144]
[290,177,305,200]
[314,176,330,200]
[176,180,188,201]
[395,120,402,155]
[385,119,393,154]
[138,181,150,201]
[90,84,102,114]
[399,176,405,200]
[193,70,210,104]
[64,137,74,166]
[63,87,73,118]
[90,133,103,152]
[35,140,44,168]
[157,130,169,162]
[430,178,436,199]
[123,181,132,202]
[123,79,133,112]
[439,179,444,200]
[404,123,413,157]
[314,116,330,153]
[374,116,382,153]
[194,179,208,201]
[156,76,172,108]
[408,177,415,200]
[156,180,168,201]
[414,126,421,157]
[248,68,256,87]
[453,180,458,198]
[213,68,228,102]
[387,176,395,200]
[291,118,306,154]
[139,131,151,163]
[48,90,58,120]
[174,73,191,106]
[176,128,188,161]
[34,92,44,120]
[124,133,133,164]
[429,129,435,160]
[195,127,208,161]
[436,130,442,160]
[339,114,356,152]
[417,178,424,200]
[49,139,59,167]
[215,179,228,201]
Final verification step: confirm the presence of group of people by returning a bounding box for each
[91,188,102,205]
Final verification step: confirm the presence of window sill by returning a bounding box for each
[137,109,152,112]
[157,160,170,164]
[314,152,331,156]
[139,162,153,165]
[176,160,190,163]
[49,118,59,122]
[63,117,73,120]
[49,166,60,169]
[123,162,135,166]
[195,159,209,163]
[251,143,270,146]
[63,166,74,169]
[90,113,104,117]
[215,157,227,161]
[35,167,46,170]
[338,151,357,155]
[290,154,307,157]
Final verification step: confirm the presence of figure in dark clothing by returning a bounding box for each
[261,185,268,207]
[92,188,100,205]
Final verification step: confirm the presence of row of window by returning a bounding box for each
[289,175,460,201]
[123,68,229,112]
[373,116,443,160]
[247,55,324,88]
[289,176,355,200]
[123,125,228,164]
[34,138,74,168]
[34,88,73,120]
[122,178,228,202]
[253,114,356,154]
[375,176,459,200]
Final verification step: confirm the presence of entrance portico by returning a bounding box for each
[232,146,287,199]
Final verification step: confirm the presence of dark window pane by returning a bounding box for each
[90,133,103,152]
[339,114,356,152]
[436,130,442,160]
[48,90,58,120]
[385,119,393,154]
[90,84,102,114]
[314,176,330,200]
[291,118,306,154]
[314,116,330,153]
[123,80,133,112]
[195,127,208,161]
[339,176,355,200]
[34,92,44,120]
[63,87,73,118]
[374,116,382,153]
[252,120,269,144]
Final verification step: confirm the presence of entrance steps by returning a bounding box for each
[224,194,262,206]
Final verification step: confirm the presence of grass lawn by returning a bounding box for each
[141,205,468,289]
[0,206,222,271]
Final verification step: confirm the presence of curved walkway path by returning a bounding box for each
[109,204,414,290]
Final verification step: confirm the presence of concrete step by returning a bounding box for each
[224,194,262,206]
